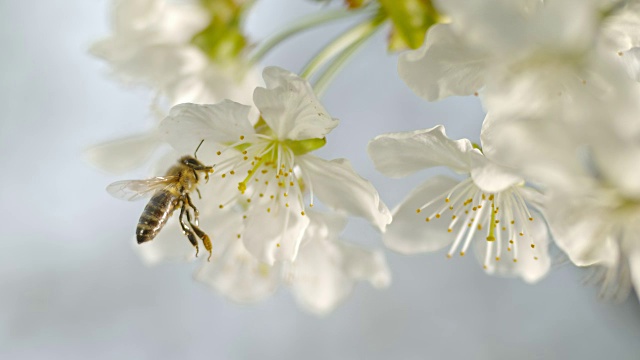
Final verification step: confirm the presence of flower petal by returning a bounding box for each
[159,101,255,153]
[253,67,338,140]
[288,236,390,316]
[470,155,524,193]
[383,176,460,254]
[194,242,281,304]
[368,125,475,178]
[85,131,161,174]
[545,187,619,267]
[242,204,310,265]
[297,155,391,231]
[398,24,489,101]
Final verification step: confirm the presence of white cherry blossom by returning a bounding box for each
[397,0,637,121]
[368,125,550,282]
[160,67,391,265]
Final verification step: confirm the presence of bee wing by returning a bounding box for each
[106,176,177,201]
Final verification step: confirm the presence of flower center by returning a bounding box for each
[210,121,326,217]
[416,178,540,269]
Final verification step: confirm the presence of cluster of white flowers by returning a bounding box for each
[90,0,640,314]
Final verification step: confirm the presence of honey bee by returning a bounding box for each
[107,141,214,260]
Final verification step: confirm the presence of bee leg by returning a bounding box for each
[196,187,202,200]
[179,202,199,257]
[186,193,199,224]
[185,209,212,261]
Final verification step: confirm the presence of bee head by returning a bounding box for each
[180,155,205,168]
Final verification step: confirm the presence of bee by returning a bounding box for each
[107,141,214,260]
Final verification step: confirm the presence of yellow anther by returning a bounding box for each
[216,151,221,155]
[534,256,539,260]
[267,208,271,213]
[445,198,450,203]
[276,243,280,247]
[510,220,515,224]
[221,174,226,178]
[243,156,248,160]
[416,209,422,214]
[530,244,535,249]
[495,257,501,261]
[259,193,264,197]
[301,211,305,216]
[289,181,294,186]
[270,195,274,199]
[425,217,430,222]
[283,192,288,197]
[285,203,289,207]
[246,199,251,203]
[230,170,235,175]
[529,217,534,221]
[459,251,465,257]
[447,228,452,233]
[446,254,452,259]
[519,232,524,236]
[509,240,514,244]
[240,135,245,140]
[435,214,441,219]
[477,224,482,230]
[452,215,456,220]
[237,234,241,239]
[513,259,518,263]
[219,204,224,209]
[242,150,247,155]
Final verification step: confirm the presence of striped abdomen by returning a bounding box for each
[136,190,179,244]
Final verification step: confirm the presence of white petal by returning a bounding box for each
[545,188,619,267]
[368,125,475,178]
[480,111,588,188]
[474,211,551,283]
[592,138,640,199]
[627,249,640,303]
[302,210,348,246]
[398,24,489,101]
[194,242,281,304]
[159,101,255,153]
[297,155,391,231]
[288,237,390,316]
[253,67,338,140]
[621,47,640,82]
[84,132,161,174]
[242,204,310,265]
[383,176,460,254]
[470,155,524,193]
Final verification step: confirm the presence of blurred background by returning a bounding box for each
[1,0,640,359]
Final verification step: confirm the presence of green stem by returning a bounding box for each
[299,11,385,80]
[312,15,386,97]
[248,7,376,64]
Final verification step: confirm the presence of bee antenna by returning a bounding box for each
[194,139,205,159]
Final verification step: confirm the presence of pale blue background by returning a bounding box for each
[1,1,639,359]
